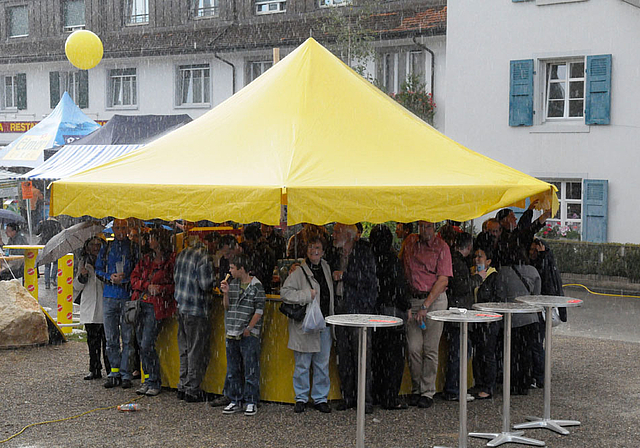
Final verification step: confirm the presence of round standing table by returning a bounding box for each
[513,295,583,435]
[469,302,545,447]
[325,314,403,448]
[427,309,503,448]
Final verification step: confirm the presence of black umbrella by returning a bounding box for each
[0,209,25,224]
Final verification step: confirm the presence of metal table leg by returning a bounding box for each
[513,306,580,435]
[469,314,545,447]
[356,327,367,448]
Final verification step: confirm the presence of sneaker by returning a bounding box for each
[121,379,133,389]
[417,396,433,408]
[314,402,331,413]
[442,393,475,402]
[244,403,257,416]
[136,384,149,395]
[209,395,231,407]
[103,377,122,389]
[146,388,161,396]
[294,401,306,413]
[222,402,242,414]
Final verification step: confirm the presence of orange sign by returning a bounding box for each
[21,181,33,200]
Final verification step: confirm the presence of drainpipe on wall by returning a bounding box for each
[214,54,236,95]
[412,36,435,97]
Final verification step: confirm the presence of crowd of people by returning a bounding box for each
[73,202,565,417]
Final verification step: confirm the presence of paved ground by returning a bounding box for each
[1,279,639,447]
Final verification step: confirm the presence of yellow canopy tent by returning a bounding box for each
[51,38,557,224]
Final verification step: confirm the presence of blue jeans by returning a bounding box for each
[293,327,332,404]
[103,297,133,380]
[136,301,161,389]
[225,335,260,405]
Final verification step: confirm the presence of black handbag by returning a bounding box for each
[279,265,316,322]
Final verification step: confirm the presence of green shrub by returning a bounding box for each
[547,240,640,281]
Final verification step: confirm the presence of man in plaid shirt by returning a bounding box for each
[174,234,216,402]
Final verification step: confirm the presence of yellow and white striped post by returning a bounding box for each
[57,253,74,334]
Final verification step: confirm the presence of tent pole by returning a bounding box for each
[26,198,33,242]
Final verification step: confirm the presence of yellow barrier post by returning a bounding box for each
[57,254,74,334]
[2,245,45,301]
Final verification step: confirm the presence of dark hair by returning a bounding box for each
[7,222,19,232]
[474,232,494,261]
[149,228,173,254]
[495,208,513,222]
[229,253,252,272]
[243,223,262,242]
[306,234,326,251]
[219,234,237,248]
[454,232,473,251]
[369,224,393,255]
[398,222,414,234]
[355,222,363,234]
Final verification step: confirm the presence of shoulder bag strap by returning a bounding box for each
[512,266,533,295]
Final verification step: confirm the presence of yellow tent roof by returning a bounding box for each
[51,38,557,225]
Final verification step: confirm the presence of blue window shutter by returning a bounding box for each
[582,179,608,243]
[509,59,534,126]
[49,72,60,108]
[585,54,611,125]
[16,73,27,110]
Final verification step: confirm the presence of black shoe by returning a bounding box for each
[441,393,458,402]
[294,401,306,413]
[511,387,529,396]
[84,372,102,380]
[365,404,374,414]
[121,379,133,389]
[408,394,420,406]
[103,377,122,389]
[185,392,207,403]
[417,396,433,408]
[209,395,230,407]
[177,390,185,400]
[336,400,354,411]
[132,370,141,380]
[314,402,331,413]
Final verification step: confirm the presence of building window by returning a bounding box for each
[50,71,88,108]
[408,50,427,83]
[546,180,582,235]
[193,0,218,17]
[124,0,149,25]
[379,50,428,95]
[247,61,272,84]
[63,0,85,32]
[319,0,351,6]
[7,5,29,38]
[255,0,286,14]
[545,60,585,120]
[177,64,210,106]
[108,68,137,107]
[382,53,398,94]
[2,74,27,110]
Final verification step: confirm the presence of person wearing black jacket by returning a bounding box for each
[529,238,566,387]
[330,223,377,413]
[369,225,410,410]
[442,232,481,401]
[495,200,551,267]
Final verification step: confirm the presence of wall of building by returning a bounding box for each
[445,0,640,243]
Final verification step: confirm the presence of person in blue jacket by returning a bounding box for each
[95,219,136,389]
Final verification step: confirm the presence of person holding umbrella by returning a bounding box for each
[75,236,110,380]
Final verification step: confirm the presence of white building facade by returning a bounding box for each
[445,0,640,243]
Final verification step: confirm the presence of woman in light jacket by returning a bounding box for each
[281,235,334,414]
[74,236,110,380]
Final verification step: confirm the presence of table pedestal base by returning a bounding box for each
[468,431,545,447]
[513,417,580,435]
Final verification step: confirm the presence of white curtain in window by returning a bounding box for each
[64,0,85,27]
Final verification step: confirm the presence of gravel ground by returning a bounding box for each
[1,334,639,448]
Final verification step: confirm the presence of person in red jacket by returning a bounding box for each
[130,229,176,397]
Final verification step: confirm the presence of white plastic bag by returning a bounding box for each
[301,299,326,334]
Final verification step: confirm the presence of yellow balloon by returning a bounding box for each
[65,30,103,70]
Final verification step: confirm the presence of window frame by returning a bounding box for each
[3,74,18,109]
[124,0,149,26]
[544,179,583,236]
[175,63,211,108]
[246,60,273,85]
[543,57,585,122]
[255,0,286,14]
[7,5,29,38]
[192,0,218,18]
[319,0,352,7]
[107,68,138,109]
[62,0,85,32]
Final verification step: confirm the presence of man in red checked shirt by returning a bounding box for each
[401,221,452,409]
